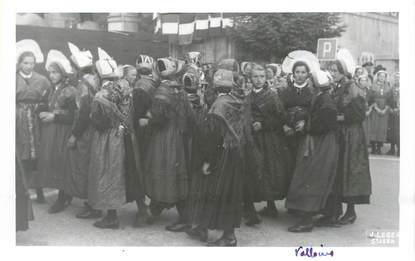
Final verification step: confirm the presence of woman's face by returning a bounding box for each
[377,73,387,83]
[329,64,343,82]
[19,56,35,75]
[251,69,266,89]
[394,75,400,86]
[359,78,369,88]
[48,67,63,85]
[125,68,138,86]
[293,65,308,85]
[355,68,363,77]
[266,68,274,80]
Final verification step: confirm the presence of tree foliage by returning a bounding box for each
[227,13,346,63]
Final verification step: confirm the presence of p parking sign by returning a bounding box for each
[317,38,338,61]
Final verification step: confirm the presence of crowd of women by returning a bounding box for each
[16,39,399,246]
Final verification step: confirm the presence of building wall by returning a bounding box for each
[170,36,235,64]
[338,12,399,73]
[17,25,169,75]
[170,13,399,74]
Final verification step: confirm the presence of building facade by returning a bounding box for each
[17,13,399,74]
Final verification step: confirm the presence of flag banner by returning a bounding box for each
[208,13,222,37]
[179,13,195,45]
[161,14,179,35]
[195,13,209,39]
[222,13,234,28]
[156,13,234,44]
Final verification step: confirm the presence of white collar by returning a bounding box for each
[293,81,308,89]
[218,92,228,97]
[19,71,32,79]
[253,87,264,93]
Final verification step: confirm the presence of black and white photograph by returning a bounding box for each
[2,0,415,260]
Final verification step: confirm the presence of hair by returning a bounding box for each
[265,65,277,75]
[333,60,352,80]
[18,51,36,64]
[48,62,70,85]
[137,67,152,76]
[216,86,232,94]
[249,63,266,79]
[123,65,136,78]
[334,60,345,75]
[292,61,310,74]
[354,66,363,76]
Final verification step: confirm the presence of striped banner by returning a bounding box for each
[154,13,234,45]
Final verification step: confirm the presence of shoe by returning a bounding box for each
[207,236,237,247]
[133,210,150,228]
[93,217,119,229]
[186,227,208,242]
[337,213,357,225]
[35,189,45,203]
[387,149,395,155]
[288,223,314,233]
[48,198,71,214]
[146,215,158,225]
[35,197,46,204]
[76,208,102,219]
[166,221,190,232]
[149,202,164,217]
[258,207,279,218]
[315,216,341,228]
[287,209,303,217]
[245,215,262,227]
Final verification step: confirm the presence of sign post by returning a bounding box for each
[317,38,338,61]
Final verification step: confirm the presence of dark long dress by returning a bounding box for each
[127,76,159,202]
[332,78,372,205]
[386,85,399,146]
[368,82,391,143]
[16,72,51,188]
[88,81,127,210]
[67,73,100,199]
[279,83,313,183]
[16,155,34,231]
[145,81,193,204]
[186,96,211,223]
[248,86,291,201]
[357,84,372,146]
[286,90,338,213]
[189,93,246,231]
[38,82,77,191]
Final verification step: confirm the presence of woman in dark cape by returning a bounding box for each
[145,57,193,231]
[187,69,246,246]
[130,55,160,226]
[246,64,291,221]
[38,60,77,214]
[318,60,372,227]
[68,64,102,219]
[16,51,50,203]
[286,70,338,232]
[88,79,128,229]
[279,62,314,192]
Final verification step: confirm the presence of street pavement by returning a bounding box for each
[16,155,399,247]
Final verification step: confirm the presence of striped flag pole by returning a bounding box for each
[154,13,161,34]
